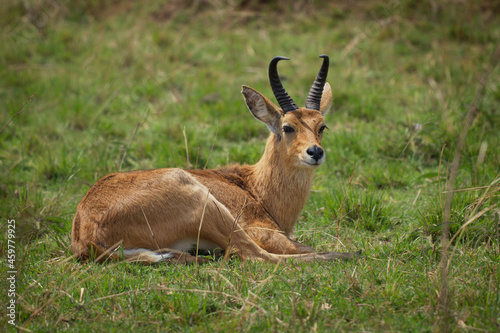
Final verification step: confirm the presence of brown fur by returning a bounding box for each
[71,81,358,264]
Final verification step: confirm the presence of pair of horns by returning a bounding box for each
[269,55,329,113]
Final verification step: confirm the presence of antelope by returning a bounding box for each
[71,55,359,264]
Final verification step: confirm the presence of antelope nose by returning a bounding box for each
[306,145,324,161]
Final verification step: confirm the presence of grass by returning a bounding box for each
[1,0,500,331]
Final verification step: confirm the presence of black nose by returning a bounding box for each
[306,145,324,161]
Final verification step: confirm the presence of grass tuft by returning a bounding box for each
[326,187,392,232]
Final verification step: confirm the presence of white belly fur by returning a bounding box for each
[169,237,221,252]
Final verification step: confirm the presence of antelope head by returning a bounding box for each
[242,55,333,169]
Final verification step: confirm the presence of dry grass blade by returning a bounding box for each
[204,128,218,169]
[449,205,497,247]
[438,42,500,331]
[215,199,250,273]
[157,286,264,310]
[337,163,356,237]
[196,188,211,263]
[0,93,36,135]
[342,18,394,58]
[201,268,238,293]
[183,125,190,169]
[90,287,153,303]
[140,205,168,262]
[119,109,149,172]
[20,251,127,328]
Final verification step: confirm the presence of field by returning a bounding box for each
[1,0,499,331]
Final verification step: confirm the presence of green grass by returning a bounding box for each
[1,0,500,331]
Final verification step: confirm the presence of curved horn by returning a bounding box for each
[269,56,298,113]
[305,55,329,111]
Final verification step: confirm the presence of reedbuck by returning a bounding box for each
[71,55,358,264]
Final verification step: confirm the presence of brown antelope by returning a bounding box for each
[71,55,359,264]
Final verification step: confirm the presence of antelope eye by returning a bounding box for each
[283,125,295,133]
[319,125,328,134]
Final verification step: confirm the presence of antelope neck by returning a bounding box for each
[249,135,315,235]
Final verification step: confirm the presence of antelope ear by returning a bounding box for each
[319,82,333,116]
[241,85,282,135]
